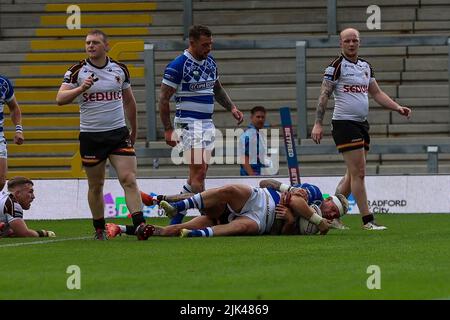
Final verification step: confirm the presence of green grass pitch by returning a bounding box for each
[1,214,449,300]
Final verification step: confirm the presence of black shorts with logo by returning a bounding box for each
[331,120,370,153]
[79,126,135,167]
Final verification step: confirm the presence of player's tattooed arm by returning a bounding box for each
[213,80,234,111]
[259,179,282,190]
[314,80,335,125]
[159,83,177,130]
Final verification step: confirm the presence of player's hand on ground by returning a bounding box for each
[40,230,56,237]
[397,106,412,119]
[275,204,295,224]
[311,123,323,144]
[318,219,332,235]
[231,106,244,125]
[164,128,178,147]
[14,132,24,145]
[46,230,56,237]
[290,188,308,203]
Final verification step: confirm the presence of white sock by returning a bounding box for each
[180,183,193,194]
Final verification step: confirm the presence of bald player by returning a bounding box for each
[311,28,411,230]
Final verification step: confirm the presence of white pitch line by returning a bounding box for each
[0,236,91,248]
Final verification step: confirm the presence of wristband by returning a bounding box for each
[279,183,291,193]
[37,230,46,237]
[309,204,324,225]
[15,125,23,132]
[309,212,323,225]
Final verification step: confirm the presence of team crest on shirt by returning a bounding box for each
[193,70,200,81]
[115,76,121,83]
[364,71,369,78]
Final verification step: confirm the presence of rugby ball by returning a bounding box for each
[298,204,321,235]
[298,217,319,235]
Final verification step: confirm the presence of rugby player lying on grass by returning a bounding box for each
[106,179,348,238]
[0,176,55,238]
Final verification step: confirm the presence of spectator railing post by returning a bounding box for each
[427,146,439,174]
[327,0,337,36]
[296,41,308,143]
[183,0,193,40]
[144,43,157,143]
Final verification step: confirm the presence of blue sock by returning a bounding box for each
[173,194,204,213]
[187,227,213,237]
[170,213,185,225]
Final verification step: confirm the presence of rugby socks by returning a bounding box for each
[180,182,193,194]
[362,214,374,225]
[93,217,106,230]
[125,225,136,235]
[168,183,193,225]
[173,194,204,212]
[186,227,214,237]
[170,213,185,225]
[131,211,146,228]
[115,225,140,236]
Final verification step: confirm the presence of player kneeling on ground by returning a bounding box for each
[0,176,55,238]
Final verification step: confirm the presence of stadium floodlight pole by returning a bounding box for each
[296,41,307,143]
[183,0,193,40]
[144,43,157,144]
[327,0,337,36]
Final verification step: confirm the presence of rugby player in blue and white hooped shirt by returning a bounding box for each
[158,25,244,225]
[0,75,24,192]
[310,28,412,231]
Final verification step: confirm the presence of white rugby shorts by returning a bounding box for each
[227,187,276,234]
[174,118,215,152]
[0,138,7,159]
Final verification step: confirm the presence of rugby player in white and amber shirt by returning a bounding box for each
[0,177,55,238]
[56,29,152,241]
[311,28,411,231]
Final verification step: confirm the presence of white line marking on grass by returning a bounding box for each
[0,236,91,248]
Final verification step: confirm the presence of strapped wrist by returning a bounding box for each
[15,124,23,132]
[309,212,323,226]
[37,230,47,237]
[279,183,292,193]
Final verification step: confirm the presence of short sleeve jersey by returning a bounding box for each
[62,58,131,132]
[0,75,15,138]
[162,50,218,120]
[323,55,375,122]
[0,192,24,237]
[292,183,323,206]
